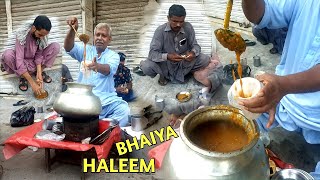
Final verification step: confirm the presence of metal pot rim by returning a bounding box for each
[66,82,95,88]
[180,105,260,158]
[271,169,314,180]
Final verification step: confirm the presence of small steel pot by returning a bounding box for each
[130,115,148,132]
[253,55,261,67]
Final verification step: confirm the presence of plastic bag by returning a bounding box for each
[10,106,36,127]
[35,130,65,141]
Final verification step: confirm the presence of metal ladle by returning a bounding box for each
[214,0,246,54]
[71,25,90,69]
[71,25,90,44]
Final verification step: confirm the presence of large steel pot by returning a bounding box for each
[53,82,102,119]
[157,105,269,180]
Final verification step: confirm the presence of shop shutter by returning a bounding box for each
[203,0,249,24]
[96,0,149,64]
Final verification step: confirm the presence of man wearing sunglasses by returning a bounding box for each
[140,4,215,88]
[1,15,60,95]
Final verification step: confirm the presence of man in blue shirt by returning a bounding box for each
[64,17,130,127]
[240,0,320,176]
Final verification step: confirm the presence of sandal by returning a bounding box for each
[42,72,52,83]
[0,63,5,72]
[269,47,278,54]
[145,111,162,128]
[13,100,29,106]
[19,78,28,91]
[245,39,256,46]
[158,76,168,86]
[133,66,146,76]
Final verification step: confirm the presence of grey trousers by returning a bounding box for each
[252,26,287,54]
[140,53,210,83]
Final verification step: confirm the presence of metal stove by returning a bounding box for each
[62,116,99,142]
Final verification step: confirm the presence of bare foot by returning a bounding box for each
[169,114,186,129]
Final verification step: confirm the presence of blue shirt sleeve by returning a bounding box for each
[100,51,120,76]
[66,43,84,62]
[257,0,297,29]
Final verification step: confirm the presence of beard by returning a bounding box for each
[31,32,40,40]
[173,27,181,32]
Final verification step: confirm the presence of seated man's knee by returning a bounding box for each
[140,60,156,77]
[2,49,15,62]
[194,75,211,87]
[49,42,61,55]
[140,60,149,72]
[193,62,213,83]
[252,26,259,37]
[193,70,206,81]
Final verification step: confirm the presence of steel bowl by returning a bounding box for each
[271,169,314,180]
[176,91,192,102]
[34,89,48,100]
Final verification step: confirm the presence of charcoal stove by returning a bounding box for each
[63,116,99,142]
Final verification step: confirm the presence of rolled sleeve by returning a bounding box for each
[162,53,168,61]
[256,0,271,29]
[256,0,295,29]
[106,53,120,76]
[66,43,84,62]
